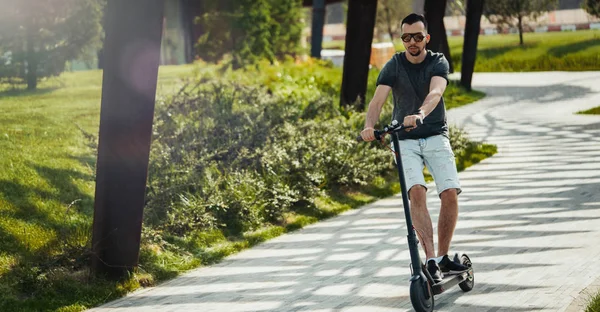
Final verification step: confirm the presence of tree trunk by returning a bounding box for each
[340,0,378,110]
[91,0,165,279]
[424,0,453,67]
[424,0,445,53]
[461,0,484,91]
[385,7,394,41]
[518,15,524,45]
[311,0,326,58]
[26,28,37,90]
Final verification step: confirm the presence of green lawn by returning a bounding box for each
[579,106,600,115]
[0,66,196,311]
[0,63,492,311]
[324,30,600,72]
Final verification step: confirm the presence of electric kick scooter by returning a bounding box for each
[357,120,474,312]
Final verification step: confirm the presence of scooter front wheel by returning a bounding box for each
[458,254,475,292]
[410,278,434,312]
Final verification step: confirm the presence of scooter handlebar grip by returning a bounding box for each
[356,130,382,142]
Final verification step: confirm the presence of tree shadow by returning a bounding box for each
[0,87,60,98]
[32,163,95,216]
[477,83,594,105]
[548,38,600,57]
[0,163,95,236]
[453,44,534,64]
[70,155,98,172]
[0,161,97,306]
[477,44,534,59]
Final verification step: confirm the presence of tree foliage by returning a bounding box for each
[231,0,274,68]
[270,0,305,60]
[583,0,600,18]
[0,0,103,89]
[195,0,304,68]
[446,0,466,16]
[484,0,558,45]
[375,0,412,41]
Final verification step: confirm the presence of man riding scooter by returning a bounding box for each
[360,13,469,283]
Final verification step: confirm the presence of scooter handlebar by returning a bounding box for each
[356,130,383,142]
[356,119,422,142]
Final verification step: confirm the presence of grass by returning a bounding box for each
[579,106,600,115]
[323,30,600,72]
[587,292,600,312]
[448,30,600,72]
[0,66,197,312]
[0,63,494,311]
[445,80,486,109]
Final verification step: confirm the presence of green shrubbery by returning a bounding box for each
[140,60,495,260]
[145,80,390,237]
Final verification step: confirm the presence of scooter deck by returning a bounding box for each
[432,269,472,295]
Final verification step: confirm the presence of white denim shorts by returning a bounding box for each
[391,134,462,197]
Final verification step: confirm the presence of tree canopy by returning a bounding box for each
[583,0,600,18]
[375,0,412,41]
[0,0,103,89]
[195,0,304,68]
[484,0,558,45]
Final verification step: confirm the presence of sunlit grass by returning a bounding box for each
[579,106,600,115]
[0,65,196,312]
[323,30,600,72]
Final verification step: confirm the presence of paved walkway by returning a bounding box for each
[89,72,600,312]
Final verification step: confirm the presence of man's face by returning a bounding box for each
[401,21,430,57]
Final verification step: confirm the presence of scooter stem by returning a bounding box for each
[391,132,423,276]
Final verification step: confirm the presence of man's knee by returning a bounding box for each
[440,188,458,203]
[409,185,427,203]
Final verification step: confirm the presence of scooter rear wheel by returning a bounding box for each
[458,254,474,292]
[410,278,434,312]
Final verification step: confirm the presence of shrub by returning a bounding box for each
[145,77,394,237]
[144,65,488,242]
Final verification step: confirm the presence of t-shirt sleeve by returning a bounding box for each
[376,57,397,87]
[432,54,450,84]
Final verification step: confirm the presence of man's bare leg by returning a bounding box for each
[409,185,435,260]
[437,189,458,257]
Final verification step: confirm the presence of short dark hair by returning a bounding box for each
[401,13,428,30]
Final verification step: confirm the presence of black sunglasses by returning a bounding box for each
[401,33,426,43]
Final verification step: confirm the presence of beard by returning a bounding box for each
[408,46,422,57]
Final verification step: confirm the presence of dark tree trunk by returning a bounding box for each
[311,0,326,58]
[518,15,524,45]
[184,0,206,59]
[424,0,453,71]
[461,0,484,91]
[424,0,447,52]
[340,0,378,110]
[91,0,165,279]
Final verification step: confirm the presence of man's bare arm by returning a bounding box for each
[365,85,392,128]
[403,76,448,129]
[418,76,448,117]
[361,85,391,141]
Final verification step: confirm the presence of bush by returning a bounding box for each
[145,78,392,237]
[145,61,490,241]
